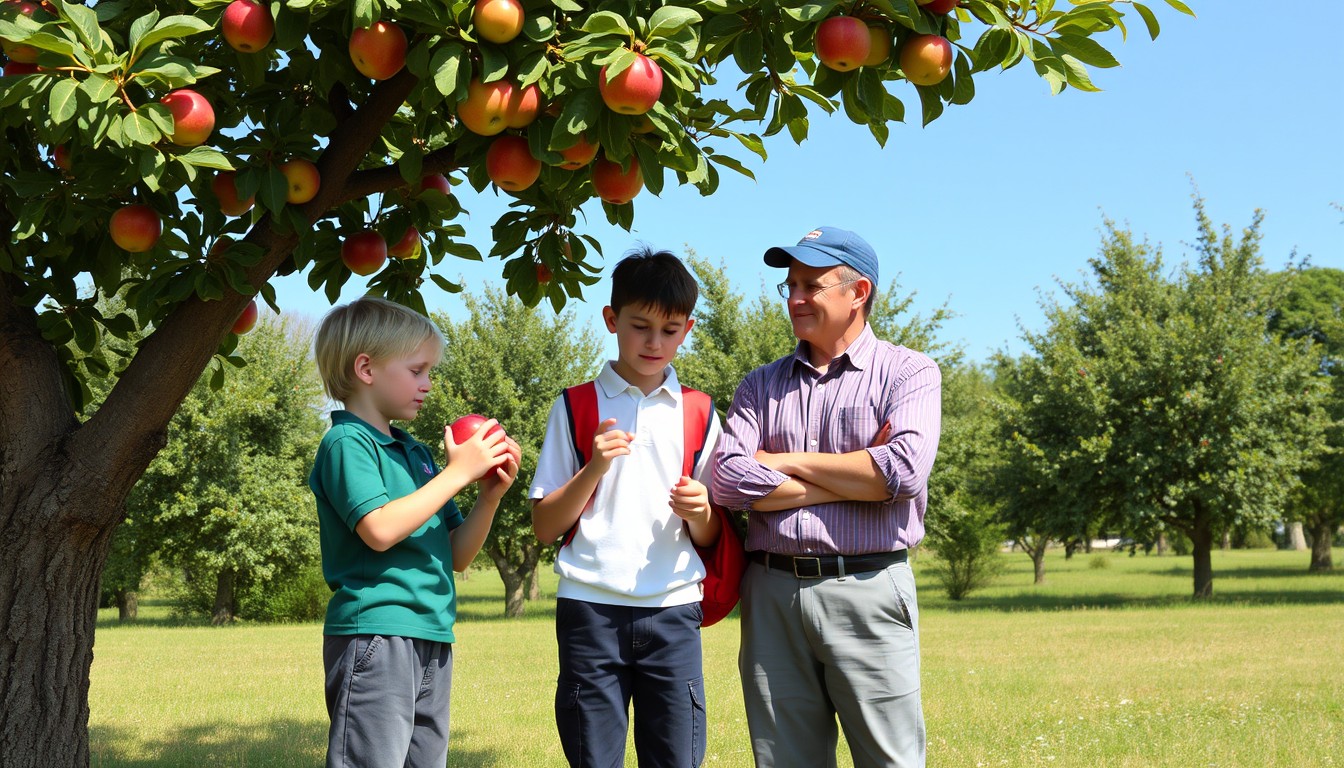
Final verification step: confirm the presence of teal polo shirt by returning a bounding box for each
[309,410,464,643]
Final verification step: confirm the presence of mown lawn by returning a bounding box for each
[90,547,1344,767]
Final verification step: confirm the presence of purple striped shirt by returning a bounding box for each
[712,324,941,556]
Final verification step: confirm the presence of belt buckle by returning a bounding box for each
[793,556,822,579]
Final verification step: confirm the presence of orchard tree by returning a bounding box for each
[0,0,1188,762]
[414,289,602,616]
[1018,200,1330,598]
[1268,266,1344,571]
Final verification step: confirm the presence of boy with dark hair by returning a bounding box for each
[310,296,521,768]
[530,246,724,767]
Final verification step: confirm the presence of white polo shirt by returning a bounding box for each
[529,362,722,607]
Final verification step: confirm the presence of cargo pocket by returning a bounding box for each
[689,677,707,766]
[555,681,582,766]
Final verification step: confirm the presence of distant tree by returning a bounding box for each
[1017,199,1331,597]
[142,316,327,623]
[1268,267,1344,571]
[415,289,602,617]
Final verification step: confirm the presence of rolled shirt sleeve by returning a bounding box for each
[866,360,942,501]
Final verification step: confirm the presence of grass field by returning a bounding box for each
[89,548,1344,767]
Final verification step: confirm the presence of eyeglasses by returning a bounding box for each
[776,279,859,300]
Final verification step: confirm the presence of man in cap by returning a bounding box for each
[712,226,942,767]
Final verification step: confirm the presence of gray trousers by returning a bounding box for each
[738,560,925,768]
[324,634,453,768]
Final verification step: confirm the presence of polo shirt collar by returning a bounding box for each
[792,323,877,373]
[330,410,415,446]
[596,360,681,402]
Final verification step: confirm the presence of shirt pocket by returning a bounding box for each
[836,406,880,453]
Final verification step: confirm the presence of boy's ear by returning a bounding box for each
[353,353,375,384]
[682,317,695,335]
[601,306,618,332]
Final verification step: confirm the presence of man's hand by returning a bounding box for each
[669,476,711,524]
[870,420,892,447]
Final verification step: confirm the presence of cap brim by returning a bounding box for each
[763,244,847,269]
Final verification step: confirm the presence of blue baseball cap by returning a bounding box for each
[763,226,879,284]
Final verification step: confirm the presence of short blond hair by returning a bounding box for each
[314,297,445,403]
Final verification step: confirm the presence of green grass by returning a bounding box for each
[90,548,1344,767]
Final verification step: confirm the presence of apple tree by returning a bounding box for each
[0,0,1188,763]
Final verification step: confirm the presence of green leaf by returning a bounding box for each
[479,42,509,82]
[950,51,975,105]
[1059,53,1101,92]
[120,110,162,145]
[782,1,838,22]
[15,32,78,58]
[179,146,234,170]
[916,84,944,126]
[1133,3,1161,40]
[80,72,117,101]
[49,78,79,125]
[557,87,599,137]
[706,152,755,181]
[430,43,464,96]
[131,15,213,59]
[647,6,702,40]
[62,1,104,54]
[352,0,375,28]
[1163,0,1196,17]
[1050,34,1120,69]
[141,102,175,136]
[580,11,633,37]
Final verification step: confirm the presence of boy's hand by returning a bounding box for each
[669,476,710,524]
[443,418,510,482]
[588,417,634,474]
[479,436,522,501]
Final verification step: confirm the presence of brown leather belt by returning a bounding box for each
[748,549,908,579]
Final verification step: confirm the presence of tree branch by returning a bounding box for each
[339,145,461,205]
[73,69,423,509]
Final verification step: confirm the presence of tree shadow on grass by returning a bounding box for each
[937,588,1344,613]
[90,719,503,767]
[454,591,557,623]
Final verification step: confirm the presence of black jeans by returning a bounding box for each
[554,598,707,767]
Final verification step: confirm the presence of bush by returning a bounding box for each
[1240,529,1276,550]
[926,501,1005,600]
[1089,553,1110,570]
[241,563,328,623]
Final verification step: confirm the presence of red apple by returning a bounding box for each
[591,155,642,205]
[221,0,274,52]
[51,144,70,170]
[341,230,387,276]
[472,0,524,45]
[919,0,959,14]
[504,82,541,129]
[457,78,513,136]
[109,204,161,253]
[864,25,892,67]
[160,89,215,147]
[2,61,40,76]
[419,173,452,197]
[815,16,870,72]
[208,235,234,259]
[212,171,255,216]
[598,53,663,115]
[535,262,552,284]
[485,135,541,192]
[0,1,39,64]
[388,225,420,259]
[279,159,320,204]
[900,34,953,86]
[349,21,407,81]
[554,134,598,170]
[449,413,509,480]
[231,299,258,335]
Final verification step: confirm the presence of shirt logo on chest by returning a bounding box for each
[422,462,433,475]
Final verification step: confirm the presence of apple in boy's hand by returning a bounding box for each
[449,414,512,481]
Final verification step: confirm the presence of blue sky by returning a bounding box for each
[271,0,1343,363]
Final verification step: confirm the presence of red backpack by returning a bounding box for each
[560,381,746,627]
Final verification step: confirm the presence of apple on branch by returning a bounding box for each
[591,156,643,205]
[486,136,541,192]
[231,299,259,335]
[349,21,407,81]
[598,54,663,115]
[220,0,274,53]
[341,230,387,276]
[279,159,320,204]
[815,16,870,72]
[472,0,524,45]
[109,204,161,253]
[160,89,215,147]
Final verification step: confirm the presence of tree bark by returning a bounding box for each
[212,570,237,625]
[1288,521,1308,551]
[1156,533,1168,556]
[487,540,542,618]
[115,590,138,622]
[1031,537,1048,585]
[1220,529,1231,550]
[1308,515,1334,572]
[1191,508,1214,598]
[526,565,541,600]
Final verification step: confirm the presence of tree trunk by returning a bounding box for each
[1191,510,1214,598]
[115,589,138,622]
[526,566,541,601]
[212,570,237,625]
[1156,533,1168,556]
[487,540,542,618]
[1220,529,1231,550]
[1288,521,1308,551]
[1308,515,1334,572]
[0,477,119,768]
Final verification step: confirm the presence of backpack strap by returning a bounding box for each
[679,386,714,478]
[559,382,598,548]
